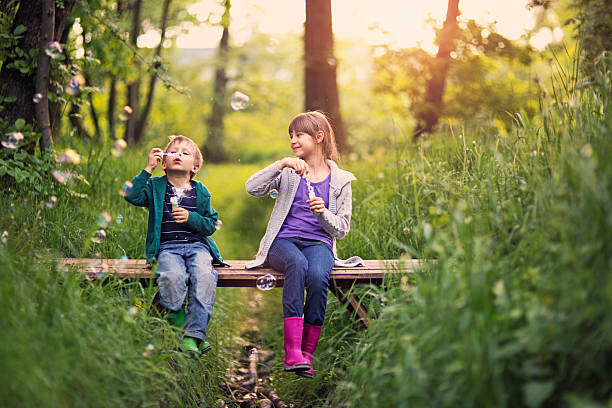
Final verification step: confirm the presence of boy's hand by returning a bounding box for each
[307,197,325,214]
[172,207,189,223]
[145,148,164,173]
[278,157,310,176]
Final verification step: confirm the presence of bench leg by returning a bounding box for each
[329,284,370,329]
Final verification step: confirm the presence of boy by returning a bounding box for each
[124,135,226,355]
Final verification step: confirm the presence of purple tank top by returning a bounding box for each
[276,174,333,248]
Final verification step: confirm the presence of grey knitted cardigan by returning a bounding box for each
[245,159,364,269]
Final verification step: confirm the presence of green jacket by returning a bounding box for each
[124,169,226,265]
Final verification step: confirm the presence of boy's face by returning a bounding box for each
[161,141,200,176]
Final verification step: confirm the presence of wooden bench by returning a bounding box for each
[59,258,425,328]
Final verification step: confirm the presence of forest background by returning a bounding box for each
[0,0,610,407]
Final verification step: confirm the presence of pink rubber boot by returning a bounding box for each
[295,323,322,378]
[282,317,310,372]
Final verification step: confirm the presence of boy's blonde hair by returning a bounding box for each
[288,111,339,161]
[164,135,203,178]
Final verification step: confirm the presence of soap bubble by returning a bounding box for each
[266,38,279,53]
[45,196,57,208]
[256,274,276,291]
[45,41,63,59]
[230,91,249,110]
[142,343,155,357]
[33,93,43,103]
[115,214,124,224]
[1,231,8,244]
[215,219,223,230]
[269,189,278,199]
[59,148,81,165]
[88,262,108,279]
[119,181,133,197]
[65,74,85,96]
[96,211,112,228]
[118,105,133,121]
[91,229,106,243]
[52,169,72,184]
[2,131,24,149]
[111,139,127,156]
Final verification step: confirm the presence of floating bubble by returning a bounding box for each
[52,169,72,184]
[266,38,279,53]
[215,219,223,230]
[119,181,133,197]
[33,93,43,103]
[59,148,81,165]
[96,211,112,228]
[111,139,127,156]
[1,230,8,244]
[256,273,276,291]
[118,105,133,121]
[45,41,63,59]
[65,74,85,96]
[115,214,124,224]
[88,262,108,278]
[2,131,24,149]
[142,343,154,357]
[269,189,278,199]
[91,229,106,243]
[45,196,57,208]
[230,91,249,111]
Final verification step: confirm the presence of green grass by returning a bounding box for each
[1,51,610,407]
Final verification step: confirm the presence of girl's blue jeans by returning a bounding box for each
[156,241,217,341]
[267,237,334,326]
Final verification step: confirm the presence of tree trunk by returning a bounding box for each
[0,0,74,148]
[34,0,55,150]
[49,6,75,140]
[413,0,460,140]
[0,0,42,130]
[133,0,171,143]
[108,76,117,140]
[124,0,142,145]
[304,0,347,153]
[204,0,230,163]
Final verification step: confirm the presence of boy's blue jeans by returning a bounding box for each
[267,237,334,326]
[157,242,217,341]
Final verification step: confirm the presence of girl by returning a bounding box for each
[245,111,363,378]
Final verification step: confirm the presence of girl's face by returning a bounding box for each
[289,130,322,160]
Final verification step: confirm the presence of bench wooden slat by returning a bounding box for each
[58,258,423,288]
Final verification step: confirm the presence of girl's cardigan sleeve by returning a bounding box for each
[245,161,282,197]
[316,181,352,239]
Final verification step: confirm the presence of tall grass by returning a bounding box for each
[0,142,262,406]
[324,53,611,407]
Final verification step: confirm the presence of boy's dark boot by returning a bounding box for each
[282,317,310,372]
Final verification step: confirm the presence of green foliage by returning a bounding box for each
[372,19,539,133]
[566,0,612,75]
[327,53,611,407]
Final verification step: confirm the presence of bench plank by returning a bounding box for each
[58,258,423,288]
[59,258,426,328]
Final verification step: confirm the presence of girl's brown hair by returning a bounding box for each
[288,111,339,161]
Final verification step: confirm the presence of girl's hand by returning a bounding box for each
[278,157,310,176]
[145,148,164,173]
[172,207,190,223]
[307,197,325,214]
